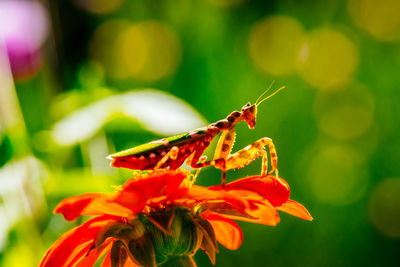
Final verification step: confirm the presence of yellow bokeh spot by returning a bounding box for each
[129,21,182,81]
[115,25,149,79]
[307,145,368,205]
[249,16,305,76]
[90,20,181,81]
[75,0,124,14]
[369,178,400,238]
[90,19,131,79]
[2,242,37,267]
[297,28,359,91]
[314,83,374,140]
[348,0,400,42]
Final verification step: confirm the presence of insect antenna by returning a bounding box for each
[256,85,285,106]
[255,81,275,104]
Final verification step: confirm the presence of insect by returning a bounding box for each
[108,86,285,185]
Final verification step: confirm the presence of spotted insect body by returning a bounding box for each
[108,86,285,185]
[109,128,215,170]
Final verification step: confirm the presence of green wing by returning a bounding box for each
[108,128,208,158]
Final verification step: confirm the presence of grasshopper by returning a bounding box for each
[108,86,284,185]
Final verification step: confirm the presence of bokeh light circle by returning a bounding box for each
[348,0,400,42]
[118,21,182,81]
[89,19,131,79]
[313,83,374,140]
[307,145,368,205]
[115,24,148,79]
[369,178,400,238]
[90,20,181,81]
[249,16,305,76]
[297,28,359,91]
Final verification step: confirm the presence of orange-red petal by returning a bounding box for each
[221,199,281,226]
[100,249,112,267]
[40,216,117,267]
[60,241,94,266]
[179,185,248,213]
[54,193,133,221]
[209,175,290,207]
[75,241,112,267]
[203,213,243,250]
[101,249,139,267]
[277,199,313,221]
[121,170,187,197]
[113,170,189,210]
[123,258,140,267]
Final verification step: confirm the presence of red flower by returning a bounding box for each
[40,170,312,267]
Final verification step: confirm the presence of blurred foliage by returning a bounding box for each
[0,0,400,266]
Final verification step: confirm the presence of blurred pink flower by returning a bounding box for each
[0,0,49,80]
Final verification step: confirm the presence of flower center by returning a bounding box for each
[96,207,217,266]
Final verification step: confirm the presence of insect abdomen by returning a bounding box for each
[110,141,204,170]
[110,151,166,170]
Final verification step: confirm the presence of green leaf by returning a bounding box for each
[50,89,207,146]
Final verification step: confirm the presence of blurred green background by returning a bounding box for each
[1,0,399,266]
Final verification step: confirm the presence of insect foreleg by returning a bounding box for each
[188,128,236,185]
[154,146,179,170]
[191,155,207,184]
[213,127,236,160]
[188,147,210,169]
[189,148,227,183]
[261,149,269,176]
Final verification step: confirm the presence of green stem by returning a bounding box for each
[0,41,30,157]
[159,256,197,267]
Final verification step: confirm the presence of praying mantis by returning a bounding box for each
[108,86,284,185]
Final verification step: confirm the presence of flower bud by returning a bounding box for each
[142,208,210,265]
